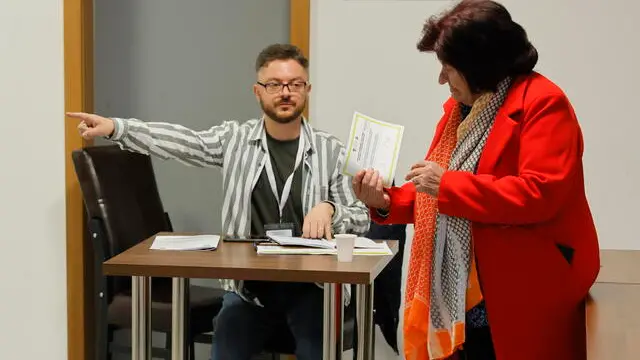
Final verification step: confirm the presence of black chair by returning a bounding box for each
[72,145,226,360]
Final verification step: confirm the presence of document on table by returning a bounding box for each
[258,235,393,255]
[256,242,393,256]
[267,235,336,249]
[267,235,389,250]
[342,111,404,186]
[150,234,220,251]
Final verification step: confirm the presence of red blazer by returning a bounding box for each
[372,73,600,360]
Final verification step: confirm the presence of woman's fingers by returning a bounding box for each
[352,169,365,197]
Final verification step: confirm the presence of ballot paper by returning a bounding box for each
[342,111,404,186]
[149,234,220,251]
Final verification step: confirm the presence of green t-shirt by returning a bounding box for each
[250,132,304,237]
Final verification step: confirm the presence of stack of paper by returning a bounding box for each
[267,235,335,249]
[150,234,220,251]
[257,236,393,256]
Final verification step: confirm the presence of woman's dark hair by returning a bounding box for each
[417,0,538,93]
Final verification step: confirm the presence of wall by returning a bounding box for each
[0,0,67,359]
[94,0,290,235]
[311,0,640,251]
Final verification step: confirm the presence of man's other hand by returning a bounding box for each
[302,202,334,239]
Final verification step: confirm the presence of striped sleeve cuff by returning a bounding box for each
[108,118,127,141]
[325,200,342,222]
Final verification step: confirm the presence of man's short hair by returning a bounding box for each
[255,44,309,72]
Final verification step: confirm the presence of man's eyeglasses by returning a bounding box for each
[257,80,308,94]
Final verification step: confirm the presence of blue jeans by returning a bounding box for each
[211,282,323,360]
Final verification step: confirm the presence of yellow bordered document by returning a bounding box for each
[342,111,404,186]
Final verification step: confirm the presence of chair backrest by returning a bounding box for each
[72,145,172,295]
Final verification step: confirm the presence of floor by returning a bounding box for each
[111,325,400,359]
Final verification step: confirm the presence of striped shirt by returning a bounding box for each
[109,117,370,302]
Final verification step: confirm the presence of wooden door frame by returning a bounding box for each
[64,0,94,359]
[63,1,311,359]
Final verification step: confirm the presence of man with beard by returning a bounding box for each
[67,43,369,360]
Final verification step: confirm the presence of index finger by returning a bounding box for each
[405,168,421,181]
[66,112,93,123]
[376,176,384,193]
[325,223,333,240]
[352,169,365,195]
[410,161,427,170]
[302,217,311,238]
[66,112,87,118]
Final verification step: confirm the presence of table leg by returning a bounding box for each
[323,283,344,360]
[172,277,187,360]
[131,276,151,360]
[356,283,375,360]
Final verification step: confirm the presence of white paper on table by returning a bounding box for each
[256,242,393,256]
[267,235,389,250]
[149,234,220,251]
[342,111,404,186]
[354,237,389,249]
[328,237,388,249]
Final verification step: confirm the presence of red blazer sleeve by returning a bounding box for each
[437,93,582,224]
[370,182,417,224]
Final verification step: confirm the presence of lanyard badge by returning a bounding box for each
[262,131,305,223]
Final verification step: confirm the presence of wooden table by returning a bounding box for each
[103,233,398,360]
[587,250,640,359]
[595,250,640,284]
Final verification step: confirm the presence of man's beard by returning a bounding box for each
[261,98,306,124]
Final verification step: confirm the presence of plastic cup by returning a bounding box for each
[335,234,356,262]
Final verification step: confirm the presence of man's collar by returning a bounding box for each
[249,116,315,155]
[247,118,265,143]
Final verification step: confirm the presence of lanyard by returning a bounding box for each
[263,131,305,221]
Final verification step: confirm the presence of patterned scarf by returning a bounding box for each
[404,78,511,360]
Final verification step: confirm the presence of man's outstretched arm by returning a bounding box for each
[68,112,235,168]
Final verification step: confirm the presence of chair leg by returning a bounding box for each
[165,332,172,360]
[189,340,195,360]
[106,326,115,360]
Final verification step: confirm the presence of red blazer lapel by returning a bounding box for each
[477,76,528,173]
[430,75,531,170]
[477,111,519,173]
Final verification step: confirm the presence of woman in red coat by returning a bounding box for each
[352,1,600,359]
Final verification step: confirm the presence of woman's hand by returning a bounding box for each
[352,169,391,210]
[405,161,445,197]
